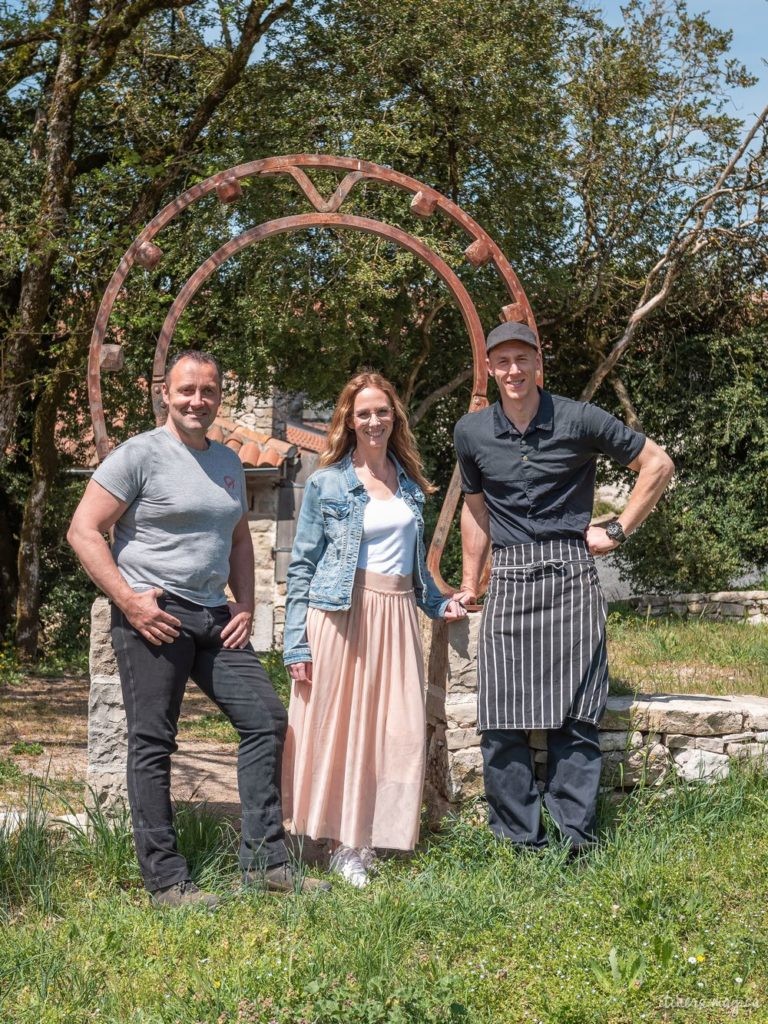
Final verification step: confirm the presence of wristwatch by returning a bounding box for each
[604,519,627,545]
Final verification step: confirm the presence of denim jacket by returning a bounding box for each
[283,452,450,665]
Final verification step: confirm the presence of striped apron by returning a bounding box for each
[477,538,608,731]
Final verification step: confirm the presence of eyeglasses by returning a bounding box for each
[353,407,393,422]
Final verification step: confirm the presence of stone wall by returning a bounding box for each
[629,591,768,625]
[88,598,768,813]
[220,389,304,440]
[422,612,768,821]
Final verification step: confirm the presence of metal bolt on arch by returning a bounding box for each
[88,154,540,593]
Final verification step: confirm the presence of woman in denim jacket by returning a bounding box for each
[282,371,466,886]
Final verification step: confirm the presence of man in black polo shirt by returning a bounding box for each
[454,322,673,858]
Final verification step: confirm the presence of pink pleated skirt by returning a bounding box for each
[282,569,426,851]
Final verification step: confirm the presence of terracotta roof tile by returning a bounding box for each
[264,437,297,458]
[206,415,302,471]
[286,423,328,454]
[231,425,271,446]
[256,447,283,468]
[57,406,304,473]
[214,416,240,435]
[239,441,262,468]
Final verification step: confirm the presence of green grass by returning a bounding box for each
[0,760,85,814]
[0,758,24,784]
[1,769,767,1022]
[179,711,239,743]
[607,607,768,696]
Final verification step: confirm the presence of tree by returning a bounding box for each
[1,0,294,656]
[2,0,766,657]
[528,1,764,382]
[612,316,768,591]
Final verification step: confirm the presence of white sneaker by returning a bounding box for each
[329,845,369,888]
[358,847,379,873]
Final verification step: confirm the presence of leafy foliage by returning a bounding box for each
[0,0,766,657]
[613,325,768,590]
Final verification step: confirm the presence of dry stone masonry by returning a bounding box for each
[629,591,768,625]
[422,610,768,820]
[88,597,128,804]
[88,595,768,813]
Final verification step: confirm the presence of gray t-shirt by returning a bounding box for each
[92,427,248,606]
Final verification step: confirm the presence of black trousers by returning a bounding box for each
[480,718,602,851]
[111,593,289,892]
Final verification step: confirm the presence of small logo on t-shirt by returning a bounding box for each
[223,475,236,492]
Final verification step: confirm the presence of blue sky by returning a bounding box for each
[598,0,767,121]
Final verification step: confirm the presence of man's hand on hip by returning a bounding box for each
[585,525,619,556]
[221,602,254,649]
[124,589,181,646]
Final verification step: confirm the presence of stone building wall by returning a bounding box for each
[218,388,308,651]
[221,389,304,441]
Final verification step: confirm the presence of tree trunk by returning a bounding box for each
[0,0,89,458]
[0,482,19,634]
[15,383,63,659]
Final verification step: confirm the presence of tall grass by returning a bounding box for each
[0,778,59,917]
[1,766,767,1022]
[607,607,768,695]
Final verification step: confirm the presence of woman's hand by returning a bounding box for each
[288,661,313,684]
[442,598,468,622]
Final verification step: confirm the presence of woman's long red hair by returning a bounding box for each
[320,371,436,494]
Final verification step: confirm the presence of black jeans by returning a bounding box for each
[111,593,289,891]
[481,718,602,851]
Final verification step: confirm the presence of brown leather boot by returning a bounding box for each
[151,880,219,909]
[243,862,331,893]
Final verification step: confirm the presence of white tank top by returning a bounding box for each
[357,490,417,575]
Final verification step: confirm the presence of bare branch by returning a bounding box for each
[217,0,234,51]
[410,367,472,427]
[402,300,445,407]
[0,0,64,53]
[128,0,294,224]
[580,101,768,402]
[0,0,64,92]
[610,373,642,432]
[0,26,57,53]
[77,0,200,95]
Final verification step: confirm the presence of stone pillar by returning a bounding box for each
[247,483,279,651]
[87,597,128,806]
[423,613,484,824]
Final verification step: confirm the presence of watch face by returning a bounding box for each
[606,521,624,542]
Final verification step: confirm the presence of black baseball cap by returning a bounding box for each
[485,321,538,353]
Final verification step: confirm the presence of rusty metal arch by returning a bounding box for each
[152,214,487,419]
[88,154,540,591]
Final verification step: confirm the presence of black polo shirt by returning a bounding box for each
[453,390,646,548]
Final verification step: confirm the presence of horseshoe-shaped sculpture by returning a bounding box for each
[88,155,540,592]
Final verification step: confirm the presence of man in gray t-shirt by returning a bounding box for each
[93,426,248,607]
[68,350,328,906]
